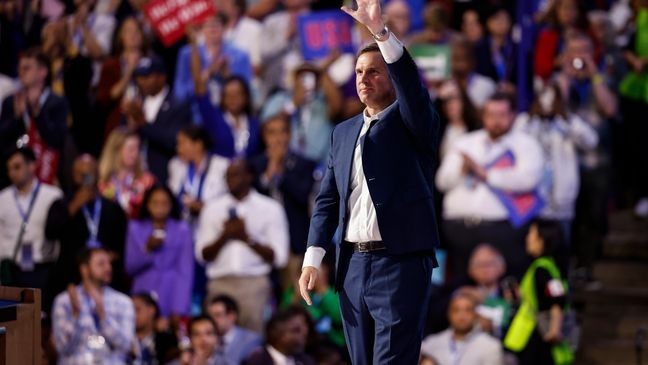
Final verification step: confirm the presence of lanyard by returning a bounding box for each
[82,198,102,243]
[83,290,102,331]
[13,182,41,225]
[180,157,211,200]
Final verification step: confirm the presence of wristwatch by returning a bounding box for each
[371,25,390,42]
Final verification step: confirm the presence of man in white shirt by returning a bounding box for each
[0,147,62,291]
[436,92,544,279]
[196,159,289,334]
[420,292,503,365]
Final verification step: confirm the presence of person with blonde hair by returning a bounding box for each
[98,127,155,218]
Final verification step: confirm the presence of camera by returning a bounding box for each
[571,57,585,71]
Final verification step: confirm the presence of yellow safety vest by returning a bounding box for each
[503,257,574,365]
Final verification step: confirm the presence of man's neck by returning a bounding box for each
[491,34,507,48]
[191,153,207,169]
[136,325,154,341]
[15,178,36,195]
[365,99,396,118]
[232,188,250,201]
[452,328,472,342]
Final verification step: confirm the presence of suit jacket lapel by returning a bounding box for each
[339,115,364,205]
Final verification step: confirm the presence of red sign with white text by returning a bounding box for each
[144,0,215,46]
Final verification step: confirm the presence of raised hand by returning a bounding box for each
[341,0,384,35]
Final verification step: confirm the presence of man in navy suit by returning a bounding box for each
[298,0,440,363]
[122,56,191,183]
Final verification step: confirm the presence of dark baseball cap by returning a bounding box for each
[133,56,166,77]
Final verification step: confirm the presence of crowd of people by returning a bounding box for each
[0,0,646,364]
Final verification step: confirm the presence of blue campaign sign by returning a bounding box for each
[298,10,355,61]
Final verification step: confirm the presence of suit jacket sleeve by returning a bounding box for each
[35,95,68,150]
[306,132,339,252]
[387,49,440,157]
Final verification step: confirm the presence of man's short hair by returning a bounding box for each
[6,147,36,164]
[77,247,110,268]
[19,47,49,70]
[208,294,239,315]
[485,91,516,111]
[133,292,161,318]
[357,42,382,59]
[188,314,217,335]
[266,306,311,344]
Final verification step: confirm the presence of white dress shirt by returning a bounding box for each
[267,345,295,365]
[143,86,169,123]
[195,190,289,279]
[167,154,229,204]
[302,31,404,270]
[0,180,62,263]
[435,129,544,220]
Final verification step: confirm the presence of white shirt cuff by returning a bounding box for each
[302,246,326,270]
[376,32,404,64]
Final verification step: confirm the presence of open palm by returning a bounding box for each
[341,0,383,34]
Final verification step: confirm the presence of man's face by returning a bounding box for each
[276,315,308,355]
[18,57,47,88]
[190,320,218,354]
[135,73,166,96]
[133,297,156,331]
[7,154,35,188]
[225,160,252,196]
[355,51,396,111]
[482,100,514,140]
[72,155,98,189]
[207,302,236,335]
[468,248,505,287]
[451,46,473,78]
[82,250,113,286]
[448,296,477,334]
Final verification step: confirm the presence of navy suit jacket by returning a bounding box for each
[307,49,440,282]
[250,151,317,255]
[137,92,191,183]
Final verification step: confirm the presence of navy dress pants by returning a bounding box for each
[339,250,433,365]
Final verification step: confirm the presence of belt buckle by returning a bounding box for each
[357,242,370,253]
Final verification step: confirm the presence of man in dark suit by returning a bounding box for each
[0,48,68,188]
[249,113,317,289]
[298,0,440,363]
[122,56,191,182]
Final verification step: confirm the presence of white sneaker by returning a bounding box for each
[634,197,648,218]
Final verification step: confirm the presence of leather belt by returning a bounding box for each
[348,241,387,253]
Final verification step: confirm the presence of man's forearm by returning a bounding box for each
[201,235,229,262]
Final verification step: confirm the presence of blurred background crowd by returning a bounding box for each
[0,0,647,364]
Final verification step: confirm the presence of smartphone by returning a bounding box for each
[228,207,238,220]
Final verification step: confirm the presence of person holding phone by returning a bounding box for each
[195,159,289,334]
[125,184,194,319]
[298,0,440,363]
[46,154,128,305]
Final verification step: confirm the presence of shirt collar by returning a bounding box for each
[362,100,397,126]
[223,326,236,346]
[267,345,293,365]
[146,86,169,102]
